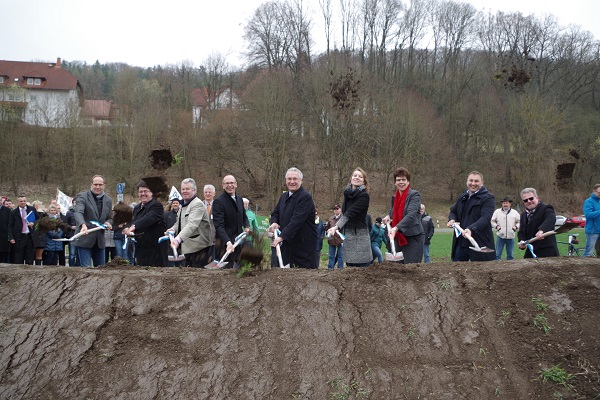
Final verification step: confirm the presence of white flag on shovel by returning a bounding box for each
[57,189,73,215]
[168,186,182,201]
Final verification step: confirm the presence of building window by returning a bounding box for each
[0,77,4,84]
[26,77,41,85]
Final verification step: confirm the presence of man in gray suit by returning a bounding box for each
[74,175,113,267]
[168,178,212,267]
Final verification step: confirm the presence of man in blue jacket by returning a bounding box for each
[447,171,495,262]
[583,184,600,256]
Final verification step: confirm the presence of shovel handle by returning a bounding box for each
[386,223,397,255]
[452,223,480,250]
[521,230,557,245]
[274,229,285,268]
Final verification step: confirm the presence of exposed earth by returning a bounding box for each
[0,258,599,399]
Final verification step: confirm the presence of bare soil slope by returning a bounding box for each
[0,259,599,400]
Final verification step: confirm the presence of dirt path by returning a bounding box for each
[0,259,599,399]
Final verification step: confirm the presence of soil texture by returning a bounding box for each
[0,258,599,399]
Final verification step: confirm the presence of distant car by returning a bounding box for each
[555,215,566,227]
[565,215,586,228]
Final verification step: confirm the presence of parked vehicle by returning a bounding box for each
[565,215,586,228]
[555,215,566,227]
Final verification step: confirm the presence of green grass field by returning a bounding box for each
[258,216,590,264]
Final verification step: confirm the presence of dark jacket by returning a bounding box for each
[270,185,317,268]
[421,212,435,245]
[370,224,385,248]
[61,208,77,239]
[74,190,113,249]
[131,198,168,267]
[0,206,11,253]
[337,186,370,232]
[213,192,249,261]
[44,227,64,252]
[518,202,559,258]
[449,187,495,260]
[8,205,38,243]
[388,189,424,237]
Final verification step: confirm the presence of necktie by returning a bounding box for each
[206,201,211,216]
[21,208,28,234]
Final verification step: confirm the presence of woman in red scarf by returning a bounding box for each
[383,167,425,264]
[327,168,372,267]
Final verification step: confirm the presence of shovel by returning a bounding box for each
[158,231,186,262]
[518,221,580,258]
[452,223,495,253]
[273,228,290,268]
[204,232,247,269]
[53,220,107,242]
[385,223,404,262]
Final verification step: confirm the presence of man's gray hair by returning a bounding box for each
[203,184,215,192]
[286,167,303,179]
[243,197,249,203]
[182,178,197,190]
[520,187,537,197]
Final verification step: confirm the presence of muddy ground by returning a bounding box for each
[0,258,599,400]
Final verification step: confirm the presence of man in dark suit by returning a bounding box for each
[447,171,496,262]
[1,197,13,262]
[212,175,249,269]
[517,188,559,258]
[269,167,318,268]
[7,195,37,264]
[123,180,168,267]
[74,175,113,267]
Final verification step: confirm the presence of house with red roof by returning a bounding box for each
[81,99,124,126]
[0,58,83,128]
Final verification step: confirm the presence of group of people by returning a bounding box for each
[3,168,599,269]
[0,195,78,266]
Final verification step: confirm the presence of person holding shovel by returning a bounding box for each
[269,167,318,268]
[382,167,425,264]
[212,175,249,269]
[123,180,169,267]
[517,188,559,258]
[447,171,495,262]
[168,178,212,267]
[327,168,372,267]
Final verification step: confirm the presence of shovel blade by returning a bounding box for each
[168,255,186,262]
[385,252,404,261]
[469,246,495,253]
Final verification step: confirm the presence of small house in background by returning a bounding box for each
[0,58,83,128]
[81,99,124,126]
[191,87,239,127]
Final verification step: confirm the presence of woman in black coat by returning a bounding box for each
[123,181,168,267]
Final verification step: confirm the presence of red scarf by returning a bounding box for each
[391,187,409,246]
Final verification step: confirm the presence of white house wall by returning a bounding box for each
[24,89,80,128]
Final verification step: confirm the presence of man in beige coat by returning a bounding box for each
[168,178,212,267]
[491,196,520,260]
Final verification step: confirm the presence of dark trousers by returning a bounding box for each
[13,234,34,264]
[185,247,211,268]
[43,250,60,265]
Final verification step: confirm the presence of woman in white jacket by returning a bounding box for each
[490,196,520,260]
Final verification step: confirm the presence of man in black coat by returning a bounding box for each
[517,188,559,258]
[212,175,249,268]
[269,167,318,268]
[0,197,12,262]
[7,195,38,264]
[123,181,169,267]
[447,171,495,262]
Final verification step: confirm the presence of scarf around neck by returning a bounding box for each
[392,187,410,246]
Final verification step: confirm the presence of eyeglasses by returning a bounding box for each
[522,197,535,203]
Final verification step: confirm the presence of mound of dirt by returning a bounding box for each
[0,258,599,399]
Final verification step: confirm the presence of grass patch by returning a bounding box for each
[539,365,574,390]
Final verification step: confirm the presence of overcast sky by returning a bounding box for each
[2,0,598,69]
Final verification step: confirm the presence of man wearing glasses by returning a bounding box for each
[517,188,559,258]
[213,175,249,269]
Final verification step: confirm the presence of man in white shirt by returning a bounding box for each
[491,196,520,260]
